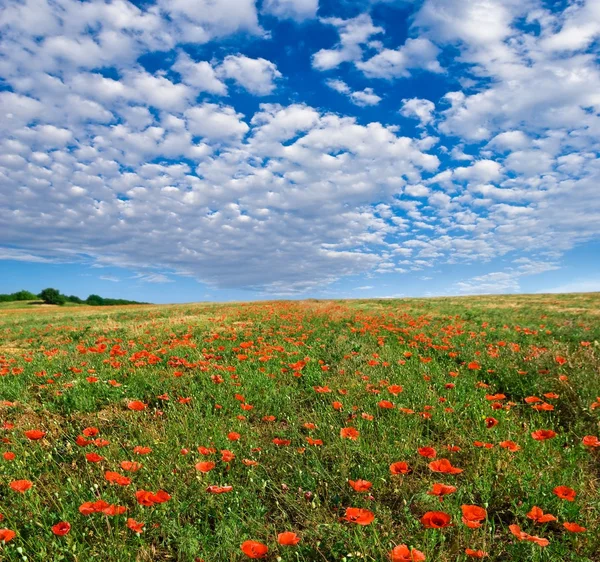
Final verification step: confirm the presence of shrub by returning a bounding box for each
[38,288,67,305]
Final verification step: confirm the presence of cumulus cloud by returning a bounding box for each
[218,54,282,95]
[312,14,383,71]
[262,0,319,21]
[158,0,261,43]
[172,53,227,95]
[325,79,381,106]
[357,38,442,78]
[400,98,436,126]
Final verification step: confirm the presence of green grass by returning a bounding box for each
[0,294,599,561]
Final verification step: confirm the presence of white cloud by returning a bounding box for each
[325,79,381,106]
[185,103,250,141]
[134,273,174,283]
[454,160,503,183]
[218,55,282,95]
[504,150,553,176]
[262,0,319,21]
[414,0,528,49]
[540,0,600,52]
[124,70,192,111]
[357,38,442,79]
[1,0,599,297]
[312,14,383,71]
[456,271,521,294]
[400,98,435,126]
[487,131,530,151]
[350,88,381,107]
[158,0,261,43]
[172,53,227,95]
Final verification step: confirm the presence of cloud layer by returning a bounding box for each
[1,0,599,294]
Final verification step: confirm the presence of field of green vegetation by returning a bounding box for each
[0,294,599,561]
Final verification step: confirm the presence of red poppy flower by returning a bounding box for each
[531,429,556,441]
[465,549,487,558]
[386,384,403,396]
[428,459,463,474]
[277,531,300,545]
[526,506,556,523]
[79,501,104,516]
[509,525,549,547]
[0,529,16,543]
[195,461,216,473]
[272,438,291,446]
[135,491,156,507]
[582,435,600,447]
[102,504,127,516]
[384,458,411,476]
[499,440,520,452]
[127,401,147,411]
[104,471,131,486]
[526,535,549,547]
[563,522,586,533]
[121,461,142,472]
[340,427,359,440]
[82,427,99,437]
[135,489,171,506]
[24,429,46,440]
[427,483,457,500]
[421,511,452,528]
[418,447,436,459]
[241,540,268,558]
[85,452,104,463]
[76,435,91,447]
[10,479,32,493]
[461,505,487,528]
[227,432,241,441]
[509,524,527,540]
[378,400,394,409]
[133,446,152,455]
[344,507,375,525]
[51,522,71,536]
[484,417,498,429]
[389,544,426,561]
[206,485,233,494]
[151,490,171,503]
[553,486,576,501]
[348,479,372,492]
[127,518,145,533]
[3,452,15,461]
[221,449,235,462]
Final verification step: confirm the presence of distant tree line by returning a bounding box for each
[0,288,147,306]
[0,290,38,302]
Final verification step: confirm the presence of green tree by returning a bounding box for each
[12,290,38,301]
[38,288,66,305]
[85,294,104,306]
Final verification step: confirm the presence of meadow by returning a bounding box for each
[0,294,599,561]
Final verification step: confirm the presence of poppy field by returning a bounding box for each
[0,294,599,561]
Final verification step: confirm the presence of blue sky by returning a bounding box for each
[1,0,599,303]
